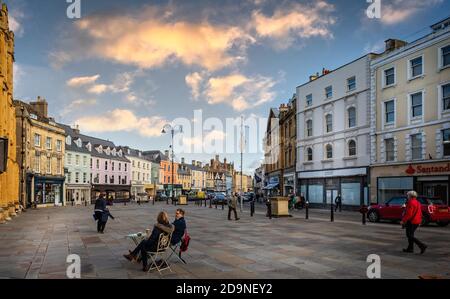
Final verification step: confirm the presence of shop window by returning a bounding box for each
[385,138,395,161]
[378,177,413,204]
[341,181,361,206]
[411,134,422,160]
[308,180,324,204]
[443,129,450,156]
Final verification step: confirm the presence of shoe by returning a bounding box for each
[420,245,427,255]
[143,265,150,272]
[123,253,136,262]
[402,248,413,253]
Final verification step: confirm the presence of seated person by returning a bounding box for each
[123,211,174,272]
[171,209,187,245]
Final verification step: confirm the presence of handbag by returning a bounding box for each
[180,230,191,252]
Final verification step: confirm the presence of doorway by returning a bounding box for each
[422,182,448,205]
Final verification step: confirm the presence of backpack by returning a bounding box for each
[180,230,191,252]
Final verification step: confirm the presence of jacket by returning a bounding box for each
[171,217,187,245]
[402,197,422,225]
[100,210,115,222]
[94,198,106,212]
[145,223,175,251]
[228,196,237,209]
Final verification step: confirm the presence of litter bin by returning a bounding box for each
[270,197,291,217]
[178,195,188,205]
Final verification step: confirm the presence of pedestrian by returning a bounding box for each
[298,193,306,209]
[171,209,187,245]
[123,211,174,272]
[266,197,272,219]
[98,208,115,233]
[93,193,107,233]
[400,191,427,254]
[334,193,342,212]
[228,194,240,221]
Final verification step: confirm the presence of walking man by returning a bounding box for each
[400,191,427,254]
[228,194,240,221]
[94,193,107,233]
[334,193,342,212]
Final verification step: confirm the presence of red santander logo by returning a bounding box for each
[405,164,416,175]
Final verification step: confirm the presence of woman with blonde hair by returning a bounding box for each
[124,211,174,271]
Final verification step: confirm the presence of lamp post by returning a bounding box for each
[161,124,183,206]
[239,116,249,212]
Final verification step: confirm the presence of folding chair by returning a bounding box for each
[146,231,173,275]
[167,242,187,264]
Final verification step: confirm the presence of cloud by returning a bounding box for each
[74,109,167,137]
[185,72,204,100]
[363,40,385,54]
[381,0,443,25]
[9,6,25,37]
[63,7,255,71]
[84,72,136,94]
[182,130,227,148]
[67,74,100,87]
[251,1,336,49]
[60,98,98,116]
[88,84,108,94]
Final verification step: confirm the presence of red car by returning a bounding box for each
[368,196,450,227]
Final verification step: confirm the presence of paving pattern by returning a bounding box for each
[0,202,449,279]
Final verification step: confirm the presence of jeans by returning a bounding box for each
[95,212,103,232]
[405,222,426,250]
[131,239,156,268]
[228,207,238,220]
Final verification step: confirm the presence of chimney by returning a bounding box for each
[181,157,185,164]
[73,124,80,134]
[197,161,202,167]
[192,160,196,166]
[215,155,219,161]
[30,96,48,118]
[384,39,407,53]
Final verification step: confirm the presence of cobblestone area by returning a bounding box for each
[0,202,449,279]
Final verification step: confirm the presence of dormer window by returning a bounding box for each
[97,146,102,153]
[118,150,122,157]
[105,147,111,155]
[66,135,72,145]
[75,138,82,148]
[112,148,116,156]
[86,143,92,152]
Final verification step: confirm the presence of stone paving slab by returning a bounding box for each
[0,202,449,279]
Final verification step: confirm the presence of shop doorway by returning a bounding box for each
[422,182,448,205]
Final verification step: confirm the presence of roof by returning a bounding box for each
[186,164,205,172]
[58,123,130,162]
[142,150,169,163]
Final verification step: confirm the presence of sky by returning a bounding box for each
[5,0,450,174]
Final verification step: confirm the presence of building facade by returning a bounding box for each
[370,20,450,205]
[263,108,282,195]
[296,55,374,208]
[60,124,91,205]
[0,3,19,222]
[280,95,297,196]
[204,155,234,193]
[188,160,205,191]
[121,147,152,198]
[232,171,253,193]
[15,98,66,208]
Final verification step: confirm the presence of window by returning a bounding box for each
[67,153,72,165]
[124,176,127,184]
[75,155,80,166]
[119,175,122,184]
[75,172,79,183]
[132,160,135,167]
[409,56,423,78]
[325,86,332,99]
[347,76,356,91]
[57,158,61,175]
[96,159,99,169]
[384,67,395,86]
[306,120,313,137]
[306,94,312,106]
[90,158,92,167]
[83,173,87,183]
[46,137,52,150]
[83,156,87,167]
[105,175,108,184]
[125,164,127,172]
[410,92,423,118]
[56,140,62,152]
[119,163,121,171]
[105,161,108,170]
[34,152,40,173]
[385,138,395,161]
[443,129,450,156]
[385,100,395,124]
[442,83,450,111]
[325,114,333,133]
[441,45,450,68]
[307,147,313,161]
[348,140,356,156]
[138,162,140,168]
[411,134,422,160]
[378,177,413,204]
[47,157,52,174]
[326,144,333,159]
[67,173,71,184]
[34,134,41,147]
[112,162,115,171]
[348,107,356,128]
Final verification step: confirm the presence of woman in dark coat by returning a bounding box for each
[123,211,174,271]
[94,193,107,233]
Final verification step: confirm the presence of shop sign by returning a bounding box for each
[405,163,450,175]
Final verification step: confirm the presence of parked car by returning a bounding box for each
[156,193,168,202]
[367,196,450,226]
[212,193,227,205]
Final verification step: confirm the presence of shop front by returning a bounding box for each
[66,184,91,205]
[283,169,296,196]
[91,184,131,201]
[264,173,281,196]
[29,175,65,207]
[163,184,182,197]
[371,162,450,205]
[297,167,369,209]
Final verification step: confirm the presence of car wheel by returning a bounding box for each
[437,221,449,227]
[367,210,379,222]
[421,214,430,226]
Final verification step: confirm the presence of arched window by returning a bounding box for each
[306,120,313,137]
[326,144,333,159]
[307,147,313,161]
[348,140,356,156]
[326,114,333,133]
[348,107,356,128]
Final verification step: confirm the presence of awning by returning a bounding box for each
[263,183,279,190]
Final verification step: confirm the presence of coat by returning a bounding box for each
[145,223,175,251]
[94,198,106,211]
[402,197,422,225]
[228,196,238,209]
[171,217,186,245]
[101,210,115,223]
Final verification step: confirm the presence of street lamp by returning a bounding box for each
[161,124,183,205]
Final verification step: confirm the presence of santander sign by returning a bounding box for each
[405,163,450,175]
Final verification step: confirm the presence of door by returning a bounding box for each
[327,189,339,206]
[423,182,448,205]
[383,197,406,219]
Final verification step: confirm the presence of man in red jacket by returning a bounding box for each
[400,191,427,254]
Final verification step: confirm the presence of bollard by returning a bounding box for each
[222,202,224,210]
[266,200,272,219]
[362,212,366,225]
[215,201,217,209]
[250,201,255,217]
[330,203,334,222]
[305,201,309,219]
[138,199,141,206]
[153,197,155,205]
[209,198,212,208]
[85,200,87,207]
[360,205,368,225]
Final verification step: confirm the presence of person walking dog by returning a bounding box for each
[400,191,427,254]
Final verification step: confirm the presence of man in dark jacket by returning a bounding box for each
[334,193,342,212]
[94,193,107,233]
[171,209,187,245]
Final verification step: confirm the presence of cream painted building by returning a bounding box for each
[120,147,152,198]
[370,18,450,204]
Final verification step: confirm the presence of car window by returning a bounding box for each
[417,197,429,205]
[428,198,445,205]
[388,197,406,205]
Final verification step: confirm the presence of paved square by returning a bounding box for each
[0,202,449,279]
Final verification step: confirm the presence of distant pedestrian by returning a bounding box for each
[98,208,115,233]
[297,193,306,209]
[266,197,272,219]
[93,193,107,233]
[228,195,240,221]
[334,193,342,212]
[400,191,427,254]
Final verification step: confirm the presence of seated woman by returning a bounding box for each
[123,211,174,271]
